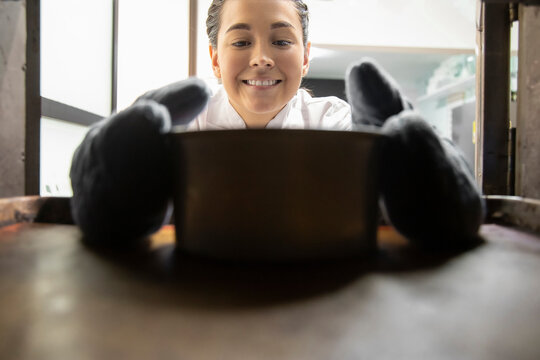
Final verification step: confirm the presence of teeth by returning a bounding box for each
[246,80,278,86]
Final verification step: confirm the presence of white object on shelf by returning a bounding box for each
[416,76,475,105]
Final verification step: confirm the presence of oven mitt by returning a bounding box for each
[70,78,210,244]
[346,58,485,249]
[346,58,413,127]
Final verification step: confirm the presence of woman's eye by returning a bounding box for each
[232,41,250,47]
[273,40,292,47]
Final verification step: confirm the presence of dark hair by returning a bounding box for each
[206,0,309,49]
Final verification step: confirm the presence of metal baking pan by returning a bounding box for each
[169,129,382,261]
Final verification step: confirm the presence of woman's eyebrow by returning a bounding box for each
[271,21,294,30]
[226,23,250,33]
[225,21,295,34]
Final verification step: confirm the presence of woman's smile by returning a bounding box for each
[242,79,282,87]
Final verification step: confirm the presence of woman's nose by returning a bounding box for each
[249,44,274,68]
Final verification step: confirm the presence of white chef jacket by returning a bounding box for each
[186,86,352,131]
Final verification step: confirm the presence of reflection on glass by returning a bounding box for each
[117,0,190,111]
[41,0,112,117]
[40,118,89,196]
[306,0,476,49]
[196,0,215,83]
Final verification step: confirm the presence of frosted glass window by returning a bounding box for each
[197,0,214,80]
[117,0,190,111]
[40,118,89,196]
[41,0,113,117]
[306,0,476,49]
[196,0,231,91]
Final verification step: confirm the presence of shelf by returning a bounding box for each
[416,76,475,104]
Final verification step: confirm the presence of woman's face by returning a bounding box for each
[211,0,310,128]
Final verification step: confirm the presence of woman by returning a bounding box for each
[70,0,484,249]
[188,0,351,130]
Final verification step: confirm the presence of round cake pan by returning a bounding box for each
[169,129,382,261]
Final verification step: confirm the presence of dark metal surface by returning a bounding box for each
[170,129,382,260]
[475,1,512,195]
[482,0,540,4]
[486,195,540,233]
[0,196,72,228]
[0,1,29,197]
[509,127,516,195]
[1,222,540,359]
[111,0,119,113]
[188,0,198,76]
[25,0,41,195]
[515,3,540,198]
[41,97,103,126]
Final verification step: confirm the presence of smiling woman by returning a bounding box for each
[67,0,354,243]
[187,0,352,130]
[67,0,484,250]
[209,0,310,127]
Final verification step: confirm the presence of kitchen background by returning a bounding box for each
[40,0,519,196]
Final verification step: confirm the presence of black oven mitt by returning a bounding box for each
[346,58,485,250]
[69,78,210,245]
